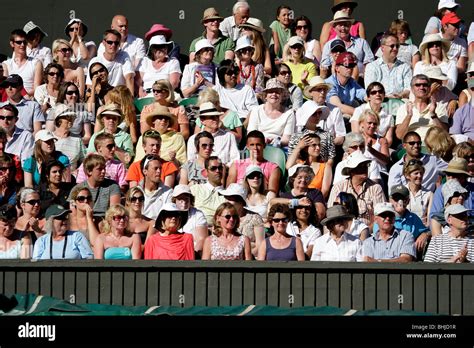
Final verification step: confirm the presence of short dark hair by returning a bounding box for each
[403,131,421,143]
[10,29,26,41]
[0,103,19,117]
[57,81,80,103]
[40,159,65,184]
[194,131,214,149]
[43,63,64,84]
[268,203,291,221]
[366,82,385,95]
[205,156,220,170]
[103,29,121,41]
[217,59,239,85]
[89,62,108,79]
[246,130,265,144]
[140,154,161,175]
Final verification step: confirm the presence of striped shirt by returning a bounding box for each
[363,229,415,260]
[424,233,474,263]
[288,128,335,161]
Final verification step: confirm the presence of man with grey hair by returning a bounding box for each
[364,33,412,99]
[219,1,250,42]
[395,74,448,141]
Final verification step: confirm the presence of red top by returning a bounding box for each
[125,158,178,183]
[144,233,195,260]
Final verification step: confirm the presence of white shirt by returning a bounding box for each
[214,83,259,119]
[181,207,208,247]
[27,45,52,67]
[86,51,134,87]
[351,103,393,138]
[34,84,57,108]
[319,104,346,138]
[142,183,173,220]
[286,222,321,253]
[333,155,381,184]
[219,16,242,42]
[137,57,181,91]
[413,60,458,91]
[311,232,363,261]
[187,129,240,166]
[347,218,369,238]
[247,104,295,140]
[438,33,468,60]
[98,33,146,69]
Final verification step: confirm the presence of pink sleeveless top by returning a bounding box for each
[210,234,246,260]
[235,158,278,188]
[329,21,361,40]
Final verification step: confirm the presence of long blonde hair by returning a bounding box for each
[245,31,267,65]
[52,39,73,63]
[421,45,448,64]
[424,126,455,162]
[104,86,135,127]
[101,204,132,236]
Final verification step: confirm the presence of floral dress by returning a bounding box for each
[210,234,245,260]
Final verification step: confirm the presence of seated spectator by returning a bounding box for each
[269,5,293,60]
[220,1,251,42]
[283,36,317,90]
[214,59,258,120]
[275,63,304,110]
[420,67,458,120]
[125,186,153,247]
[257,203,305,261]
[287,200,321,259]
[320,39,359,80]
[85,62,113,114]
[333,191,369,240]
[0,103,33,170]
[311,205,363,261]
[247,79,295,147]
[187,102,239,167]
[424,126,455,163]
[64,18,97,75]
[414,34,457,91]
[453,142,474,177]
[127,130,178,188]
[325,52,366,117]
[220,183,264,258]
[362,202,416,263]
[76,134,127,191]
[403,159,433,226]
[424,0,459,35]
[0,204,31,259]
[34,63,64,115]
[365,33,412,99]
[0,154,19,207]
[14,188,44,243]
[135,104,186,165]
[272,164,326,223]
[69,154,121,218]
[144,23,179,61]
[23,130,71,187]
[351,82,394,147]
[458,63,473,107]
[180,131,213,186]
[171,185,208,255]
[239,17,272,75]
[424,204,473,263]
[389,131,447,193]
[243,165,273,221]
[439,12,467,75]
[304,76,345,146]
[24,21,52,68]
[87,104,134,165]
[93,204,141,260]
[290,15,322,65]
[136,35,182,95]
[450,76,474,141]
[51,104,86,173]
[227,130,280,194]
[36,160,74,213]
[144,203,195,260]
[329,151,386,228]
[68,186,100,246]
[234,35,264,93]
[32,204,93,260]
[135,155,173,220]
[51,39,85,98]
[190,156,226,224]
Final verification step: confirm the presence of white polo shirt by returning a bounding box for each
[86,51,134,87]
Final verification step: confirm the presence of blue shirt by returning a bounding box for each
[23,152,70,186]
[1,99,45,133]
[5,127,34,165]
[32,230,93,260]
[325,74,366,107]
[429,181,474,220]
[373,211,428,239]
[364,58,412,96]
[363,229,416,260]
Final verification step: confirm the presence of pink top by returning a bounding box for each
[76,159,127,187]
[234,158,278,188]
[328,21,361,40]
[210,234,245,260]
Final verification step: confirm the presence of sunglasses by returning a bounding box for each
[427,42,441,48]
[378,212,394,220]
[0,166,13,172]
[105,40,120,46]
[104,115,119,121]
[26,199,41,206]
[155,115,170,121]
[76,195,92,203]
[405,141,422,147]
[384,43,400,50]
[130,196,145,203]
[225,70,239,76]
[14,40,27,46]
[296,205,311,211]
[60,47,72,54]
[369,89,384,95]
[112,215,128,221]
[247,173,262,180]
[349,144,364,150]
[65,90,79,96]
[5,83,20,89]
[414,83,429,88]
[272,217,288,223]
[221,214,238,220]
[48,72,61,77]
[341,63,357,69]
[239,48,254,54]
[296,25,308,30]
[208,165,223,172]
[153,89,167,94]
[451,213,468,220]
[91,67,106,77]
[279,70,291,76]
[105,143,116,151]
[200,143,214,149]
[68,27,80,32]
[0,116,15,121]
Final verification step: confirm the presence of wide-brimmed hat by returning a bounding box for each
[147,35,173,56]
[444,204,468,221]
[288,36,305,48]
[245,165,263,177]
[219,183,247,202]
[288,164,312,178]
[332,0,358,13]
[374,202,396,216]
[198,102,222,118]
[145,24,173,41]
[52,103,77,122]
[330,10,355,25]
[321,205,354,226]
[438,0,460,10]
[235,35,254,52]
[424,66,448,81]
[303,76,333,99]
[443,157,471,176]
[296,100,330,127]
[442,179,468,206]
[23,21,48,37]
[201,8,223,24]
[34,129,56,143]
[45,204,71,220]
[144,104,176,128]
[341,151,371,176]
[65,18,88,37]
[239,17,265,33]
[195,39,214,54]
[172,184,193,198]
[154,203,188,230]
[263,78,287,95]
[419,34,450,54]
[97,104,124,124]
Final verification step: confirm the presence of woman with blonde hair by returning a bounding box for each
[239,18,272,75]
[424,126,455,163]
[52,38,85,97]
[94,204,142,260]
[68,186,100,246]
[283,36,318,90]
[403,160,432,226]
[194,87,243,143]
[202,202,252,260]
[140,79,189,140]
[95,85,138,145]
[125,186,154,246]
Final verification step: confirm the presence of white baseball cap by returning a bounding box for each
[438,0,460,9]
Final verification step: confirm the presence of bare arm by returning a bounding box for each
[93,235,105,259]
[395,103,413,140]
[358,22,366,39]
[366,137,390,166]
[321,162,333,199]
[256,237,267,260]
[85,205,99,247]
[33,61,43,97]
[244,236,252,260]
[76,68,85,98]
[33,121,43,135]
[131,234,142,259]
[295,238,305,261]
[82,123,92,146]
[179,168,189,185]
[319,22,331,49]
[169,72,181,91]
[201,236,212,260]
[24,172,34,188]
[272,31,280,57]
[268,167,281,195]
[364,254,414,263]
[125,73,135,96]
[20,235,32,259]
[194,225,208,254]
[252,226,265,258]
[164,173,176,188]
[226,163,237,187]
[411,52,421,69]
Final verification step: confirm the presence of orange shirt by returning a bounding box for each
[125,158,178,183]
[308,162,326,191]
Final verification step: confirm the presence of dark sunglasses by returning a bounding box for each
[76,195,92,203]
[247,173,262,180]
[222,214,238,220]
[104,115,119,121]
[296,25,308,30]
[341,63,357,69]
[279,70,291,76]
[155,115,170,121]
[225,69,239,76]
[414,83,429,88]
[68,27,80,32]
[200,143,214,149]
[91,67,106,77]
[113,215,128,221]
[384,43,400,49]
[427,42,441,48]
[153,89,167,94]
[369,89,384,95]
[349,144,364,150]
[130,196,145,203]
[239,47,254,54]
[60,48,72,54]
[272,217,288,223]
[65,90,79,96]
[296,205,311,211]
[0,166,13,172]
[208,165,223,172]
[378,212,395,220]
[14,40,27,46]
[0,116,15,121]
[48,71,61,77]
[105,40,120,46]
[105,143,116,151]
[405,141,422,147]
[26,199,41,206]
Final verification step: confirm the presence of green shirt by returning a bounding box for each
[87,129,134,157]
[269,20,291,59]
[189,31,235,65]
[195,110,243,130]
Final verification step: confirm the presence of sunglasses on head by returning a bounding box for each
[130,196,145,203]
[105,40,120,46]
[76,195,92,203]
[0,116,15,121]
[91,67,106,77]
